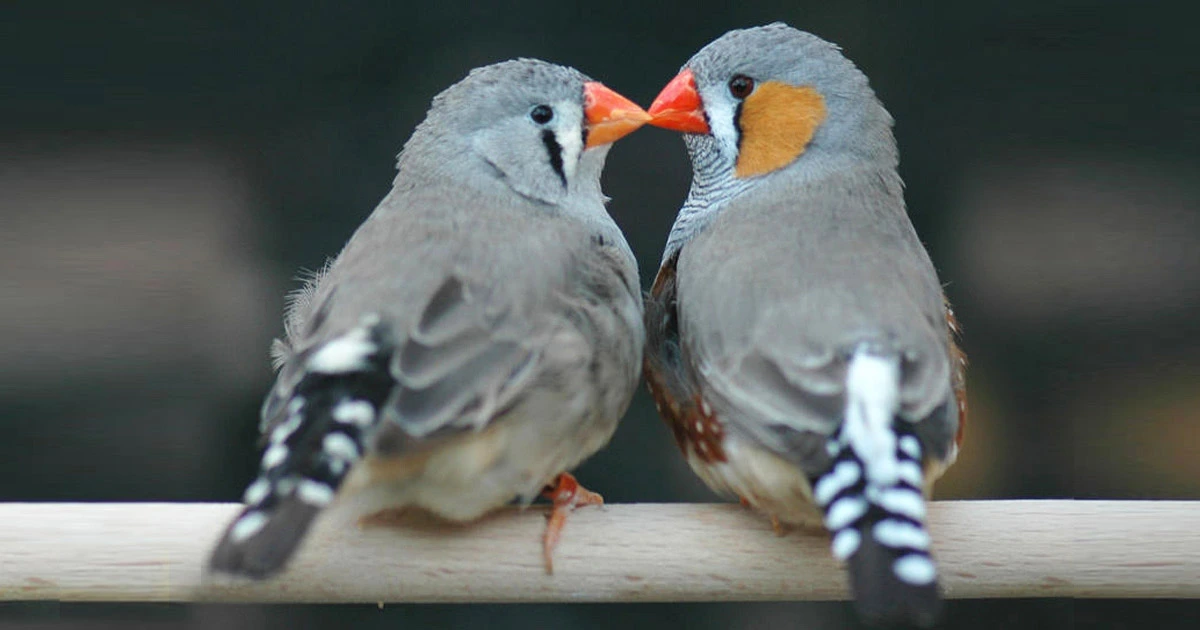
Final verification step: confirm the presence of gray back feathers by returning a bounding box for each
[660,23,958,464]
[216,57,642,581]
[265,58,642,452]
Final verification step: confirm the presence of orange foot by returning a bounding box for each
[540,472,603,574]
[357,507,409,529]
[769,515,791,537]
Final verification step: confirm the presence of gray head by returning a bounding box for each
[649,23,897,191]
[395,59,649,207]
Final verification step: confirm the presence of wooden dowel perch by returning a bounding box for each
[0,501,1197,603]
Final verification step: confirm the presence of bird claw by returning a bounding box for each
[540,472,603,574]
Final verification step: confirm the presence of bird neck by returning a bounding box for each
[662,145,753,264]
[662,154,904,265]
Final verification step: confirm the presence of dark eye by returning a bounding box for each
[530,104,554,124]
[728,75,754,99]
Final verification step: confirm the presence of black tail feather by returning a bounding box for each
[210,324,394,578]
[814,421,942,628]
[844,507,943,627]
[210,497,323,579]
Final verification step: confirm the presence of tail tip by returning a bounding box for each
[853,587,943,629]
[847,543,944,628]
[209,499,322,579]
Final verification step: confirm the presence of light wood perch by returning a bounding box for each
[0,501,1196,603]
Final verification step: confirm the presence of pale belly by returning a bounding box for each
[342,401,618,523]
[685,433,948,529]
[685,434,825,529]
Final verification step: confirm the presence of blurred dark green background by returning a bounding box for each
[2,1,1198,628]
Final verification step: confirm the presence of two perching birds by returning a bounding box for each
[210,23,965,628]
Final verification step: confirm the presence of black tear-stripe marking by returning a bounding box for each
[733,102,744,153]
[541,129,567,188]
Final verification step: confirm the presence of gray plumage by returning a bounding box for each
[211,59,644,578]
[663,24,897,261]
[676,163,956,472]
[645,24,963,627]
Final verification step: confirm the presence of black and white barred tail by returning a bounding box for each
[210,323,393,578]
[812,350,942,627]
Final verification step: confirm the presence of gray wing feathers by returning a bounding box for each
[258,185,641,452]
[385,276,539,439]
[677,170,956,453]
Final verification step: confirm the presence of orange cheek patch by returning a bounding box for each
[735,82,827,178]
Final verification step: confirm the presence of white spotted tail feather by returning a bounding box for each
[814,349,942,627]
[210,323,393,578]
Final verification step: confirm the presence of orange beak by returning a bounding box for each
[583,82,652,148]
[648,68,710,134]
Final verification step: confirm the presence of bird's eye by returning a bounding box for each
[530,105,554,124]
[728,75,755,99]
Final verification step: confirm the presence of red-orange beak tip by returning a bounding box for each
[583,81,652,148]
[648,68,710,134]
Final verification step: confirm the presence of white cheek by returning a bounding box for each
[555,101,584,181]
[700,87,741,159]
[558,124,583,181]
